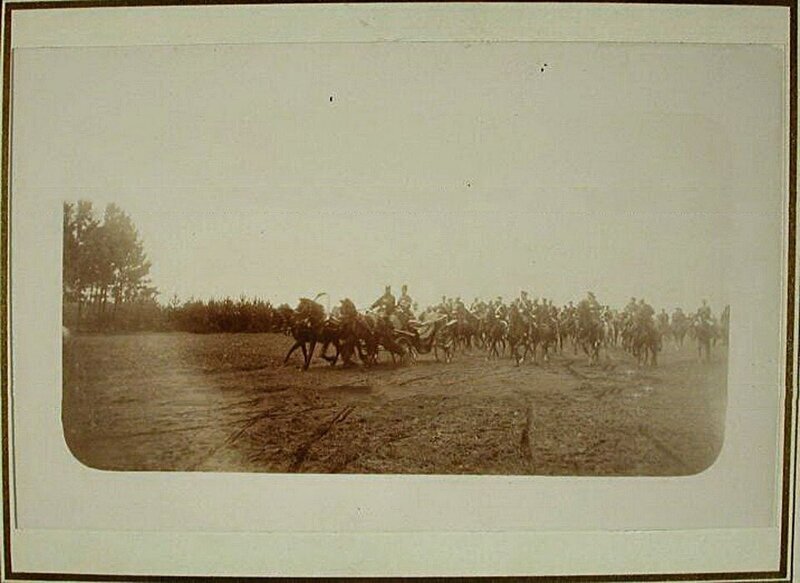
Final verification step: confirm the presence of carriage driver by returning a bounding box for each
[397,284,415,327]
[371,285,397,320]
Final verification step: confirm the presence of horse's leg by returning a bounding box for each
[319,340,334,363]
[299,343,308,369]
[304,340,316,370]
[340,341,355,367]
[284,341,302,365]
[357,342,368,364]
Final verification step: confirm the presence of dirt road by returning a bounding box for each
[63,332,727,475]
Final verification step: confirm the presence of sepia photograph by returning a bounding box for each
[50,41,747,476]
[3,1,795,579]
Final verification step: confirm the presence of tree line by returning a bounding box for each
[165,296,294,334]
[63,200,294,333]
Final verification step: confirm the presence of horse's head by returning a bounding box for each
[295,298,325,326]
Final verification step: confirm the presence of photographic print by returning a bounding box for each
[49,41,751,476]
[3,2,795,579]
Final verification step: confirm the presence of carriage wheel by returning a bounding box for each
[397,338,415,365]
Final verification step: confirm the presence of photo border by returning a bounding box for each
[1,0,796,580]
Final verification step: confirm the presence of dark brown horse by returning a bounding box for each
[507,306,530,366]
[362,312,413,365]
[529,320,558,364]
[283,298,326,370]
[578,319,604,365]
[632,323,661,366]
[325,299,378,367]
[485,316,508,359]
[453,311,481,351]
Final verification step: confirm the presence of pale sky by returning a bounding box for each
[13,41,785,311]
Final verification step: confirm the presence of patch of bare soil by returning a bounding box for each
[63,333,727,475]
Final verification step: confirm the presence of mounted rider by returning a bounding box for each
[371,285,397,328]
[576,291,601,331]
[470,297,487,318]
[454,297,468,323]
[696,299,713,324]
[586,292,602,316]
[635,298,655,326]
[436,295,451,318]
[494,297,508,320]
[564,300,576,321]
[657,308,670,330]
[519,290,533,312]
[624,297,638,323]
[547,299,559,323]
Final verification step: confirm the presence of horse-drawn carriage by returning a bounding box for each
[283,298,457,369]
[392,315,457,364]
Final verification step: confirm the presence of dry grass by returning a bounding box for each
[63,332,727,475]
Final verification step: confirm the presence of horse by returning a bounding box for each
[283,298,326,370]
[485,316,508,359]
[577,319,604,365]
[692,318,715,363]
[316,317,344,366]
[507,306,530,366]
[331,299,379,367]
[671,317,689,348]
[362,312,413,365]
[453,311,480,352]
[433,321,458,363]
[530,319,558,364]
[558,313,578,354]
[632,322,661,367]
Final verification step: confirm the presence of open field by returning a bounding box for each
[63,332,727,475]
